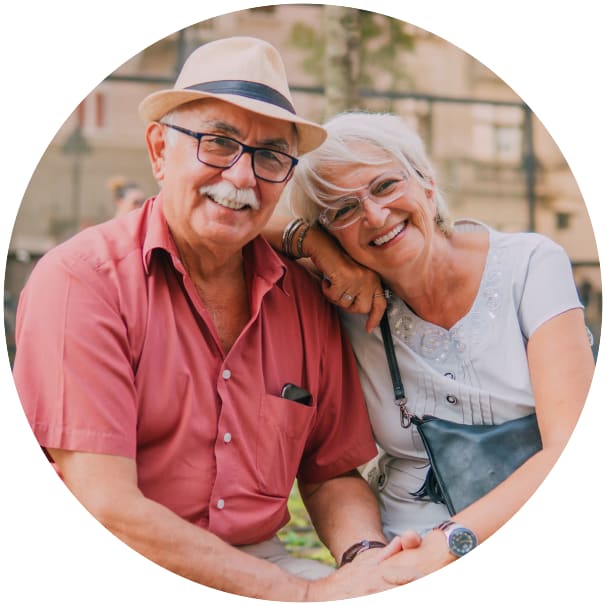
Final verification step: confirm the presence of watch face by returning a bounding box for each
[449,528,477,556]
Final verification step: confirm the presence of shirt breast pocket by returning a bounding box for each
[256,393,315,497]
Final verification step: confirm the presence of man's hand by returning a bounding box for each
[306,536,423,601]
[300,471,424,599]
[311,529,454,600]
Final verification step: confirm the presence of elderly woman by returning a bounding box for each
[264,111,594,570]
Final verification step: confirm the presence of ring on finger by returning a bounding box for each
[341,293,355,304]
[373,289,391,299]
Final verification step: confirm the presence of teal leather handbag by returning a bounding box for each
[380,312,543,515]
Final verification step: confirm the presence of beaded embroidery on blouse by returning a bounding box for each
[386,221,504,365]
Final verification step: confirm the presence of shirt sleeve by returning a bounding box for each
[13,248,138,458]
[517,236,583,339]
[297,303,378,484]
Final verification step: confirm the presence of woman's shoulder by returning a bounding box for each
[491,229,570,274]
[455,219,565,258]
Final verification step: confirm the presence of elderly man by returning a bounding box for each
[13,37,419,600]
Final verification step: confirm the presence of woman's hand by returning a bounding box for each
[303,225,387,332]
[305,536,422,601]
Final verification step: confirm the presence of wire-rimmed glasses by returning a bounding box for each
[318,171,410,230]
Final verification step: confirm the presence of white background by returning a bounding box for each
[1,1,603,604]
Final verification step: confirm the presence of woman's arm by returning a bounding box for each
[392,307,595,574]
[263,214,386,331]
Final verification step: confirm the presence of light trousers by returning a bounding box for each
[237,535,335,580]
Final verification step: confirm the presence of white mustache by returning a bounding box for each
[199,182,259,210]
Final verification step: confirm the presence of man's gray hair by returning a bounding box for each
[160,102,299,155]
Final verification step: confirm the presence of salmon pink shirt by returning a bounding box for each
[13,196,377,546]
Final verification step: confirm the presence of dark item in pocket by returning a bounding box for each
[281,382,313,406]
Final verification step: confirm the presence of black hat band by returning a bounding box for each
[186,80,296,114]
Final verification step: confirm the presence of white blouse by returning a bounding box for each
[340,220,583,536]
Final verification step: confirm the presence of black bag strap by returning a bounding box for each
[379,312,405,401]
[380,310,444,504]
[379,311,414,428]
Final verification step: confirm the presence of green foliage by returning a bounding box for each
[277,482,336,567]
[290,22,325,78]
[289,8,415,91]
[358,11,415,90]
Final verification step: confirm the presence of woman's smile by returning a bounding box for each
[369,220,408,247]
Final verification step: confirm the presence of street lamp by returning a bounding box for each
[61,124,91,234]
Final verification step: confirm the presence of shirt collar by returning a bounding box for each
[244,233,289,295]
[142,194,181,274]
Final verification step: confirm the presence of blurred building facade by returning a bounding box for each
[5,5,601,360]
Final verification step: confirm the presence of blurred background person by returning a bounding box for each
[108,176,146,218]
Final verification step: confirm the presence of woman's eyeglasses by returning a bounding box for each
[318,172,409,230]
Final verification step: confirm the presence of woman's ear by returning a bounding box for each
[424,176,437,215]
[145,122,166,181]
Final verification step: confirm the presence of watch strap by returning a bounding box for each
[340,539,386,567]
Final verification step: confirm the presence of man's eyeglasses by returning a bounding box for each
[161,123,298,183]
[318,171,410,230]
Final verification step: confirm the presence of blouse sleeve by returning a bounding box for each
[517,236,583,339]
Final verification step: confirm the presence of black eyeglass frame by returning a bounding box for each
[160,122,299,183]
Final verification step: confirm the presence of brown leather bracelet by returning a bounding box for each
[340,539,386,567]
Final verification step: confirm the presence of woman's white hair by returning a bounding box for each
[285,111,453,235]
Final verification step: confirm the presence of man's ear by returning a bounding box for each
[145,122,166,181]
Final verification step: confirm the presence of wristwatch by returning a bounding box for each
[340,539,386,567]
[435,521,477,557]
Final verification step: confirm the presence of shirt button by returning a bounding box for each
[444,371,456,380]
[446,394,458,405]
[222,369,232,380]
[223,432,232,443]
[217,499,225,510]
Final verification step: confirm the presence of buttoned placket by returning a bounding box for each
[214,364,234,514]
[197,250,284,524]
[444,370,458,405]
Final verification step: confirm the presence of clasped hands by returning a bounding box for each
[306,529,451,601]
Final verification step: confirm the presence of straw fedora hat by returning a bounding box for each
[139,36,326,154]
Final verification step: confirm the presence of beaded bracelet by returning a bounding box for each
[281,218,302,257]
[295,221,311,258]
[282,218,306,258]
[282,219,298,256]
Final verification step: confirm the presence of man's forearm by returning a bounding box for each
[101,491,310,600]
[299,471,386,565]
[50,449,309,601]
